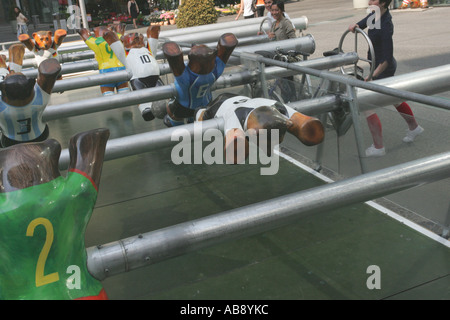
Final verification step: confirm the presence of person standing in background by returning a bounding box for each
[263,0,294,29]
[348,0,423,157]
[235,0,255,20]
[256,0,265,17]
[128,0,140,29]
[14,7,28,38]
[267,1,296,40]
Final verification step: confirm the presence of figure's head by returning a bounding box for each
[0,139,61,192]
[32,31,53,50]
[0,73,35,102]
[93,26,110,37]
[121,32,145,49]
[188,45,217,74]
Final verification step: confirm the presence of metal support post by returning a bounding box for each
[346,84,369,173]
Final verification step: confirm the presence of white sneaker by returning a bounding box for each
[365,144,386,157]
[403,125,424,143]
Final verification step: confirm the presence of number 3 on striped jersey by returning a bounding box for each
[26,218,60,287]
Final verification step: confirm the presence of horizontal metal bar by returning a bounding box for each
[58,118,225,170]
[243,52,450,110]
[44,53,356,120]
[160,17,308,45]
[86,151,450,280]
[22,60,100,78]
[51,63,173,92]
[44,84,177,122]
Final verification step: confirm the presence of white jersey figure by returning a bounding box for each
[19,29,67,68]
[109,25,163,121]
[195,93,325,164]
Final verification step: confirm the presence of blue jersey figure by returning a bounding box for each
[162,33,238,127]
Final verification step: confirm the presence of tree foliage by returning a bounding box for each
[176,0,218,28]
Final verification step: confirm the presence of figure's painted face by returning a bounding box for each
[121,33,145,49]
[33,31,53,50]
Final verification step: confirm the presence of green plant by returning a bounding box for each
[176,0,218,28]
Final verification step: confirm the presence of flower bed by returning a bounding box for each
[215,4,239,16]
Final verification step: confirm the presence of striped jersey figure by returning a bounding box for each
[162,33,238,127]
[0,128,110,300]
[79,26,130,96]
[0,57,60,148]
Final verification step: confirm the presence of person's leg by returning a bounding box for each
[365,112,385,157]
[394,102,424,142]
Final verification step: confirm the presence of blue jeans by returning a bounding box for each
[17,24,28,38]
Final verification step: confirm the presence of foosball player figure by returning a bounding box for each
[162,33,238,127]
[0,58,61,148]
[0,128,110,300]
[78,26,130,96]
[196,93,325,164]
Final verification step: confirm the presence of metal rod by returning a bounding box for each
[44,84,178,122]
[58,118,225,170]
[44,53,356,120]
[23,34,313,79]
[86,151,450,280]
[22,60,100,78]
[149,17,309,45]
[160,16,308,39]
[240,53,450,110]
[51,63,172,92]
[346,84,368,173]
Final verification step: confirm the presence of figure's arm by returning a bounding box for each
[284,21,296,39]
[217,33,238,64]
[53,29,67,47]
[68,128,110,189]
[8,44,25,73]
[0,54,9,82]
[147,25,160,56]
[109,23,126,38]
[36,58,62,94]
[0,54,6,69]
[18,33,34,51]
[282,105,324,146]
[103,30,127,66]
[235,0,244,20]
[78,28,92,42]
[162,42,185,77]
